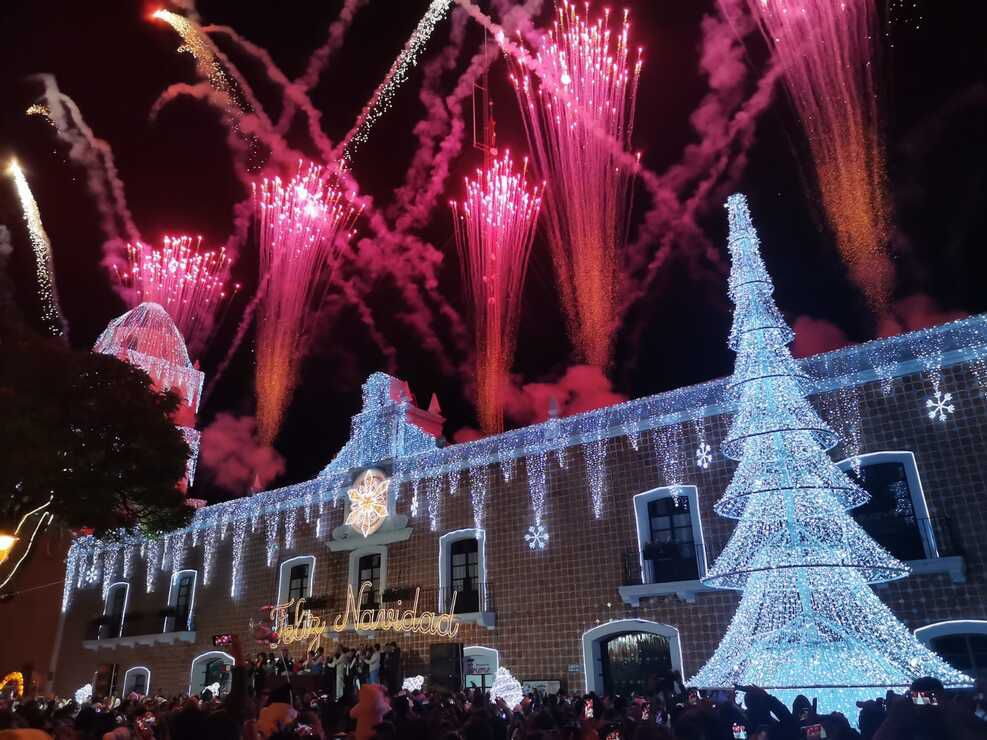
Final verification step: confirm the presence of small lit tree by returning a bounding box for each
[689,195,971,717]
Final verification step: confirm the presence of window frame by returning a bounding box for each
[836,450,939,559]
[632,486,707,585]
[347,546,388,609]
[164,569,198,633]
[188,650,235,696]
[438,529,488,614]
[277,555,316,606]
[103,582,130,639]
[122,666,151,696]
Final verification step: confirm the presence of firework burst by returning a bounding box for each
[509,1,641,367]
[451,151,543,433]
[115,236,238,355]
[743,0,893,312]
[254,162,362,445]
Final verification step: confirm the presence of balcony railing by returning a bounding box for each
[622,515,963,587]
[87,612,196,641]
[371,583,494,615]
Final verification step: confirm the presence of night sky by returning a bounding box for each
[0,1,984,498]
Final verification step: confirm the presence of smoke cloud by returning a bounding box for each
[199,413,286,493]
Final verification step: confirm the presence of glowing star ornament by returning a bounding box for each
[345,470,390,537]
[695,441,713,470]
[524,523,549,550]
[926,390,955,423]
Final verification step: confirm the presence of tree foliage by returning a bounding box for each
[0,320,194,537]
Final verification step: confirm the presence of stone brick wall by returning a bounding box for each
[54,359,987,696]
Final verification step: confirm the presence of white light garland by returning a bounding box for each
[585,437,607,519]
[689,194,973,719]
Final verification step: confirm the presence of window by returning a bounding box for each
[838,452,937,561]
[122,667,151,696]
[450,539,480,614]
[277,556,316,606]
[165,570,197,632]
[358,553,381,607]
[916,621,987,682]
[189,651,234,696]
[438,529,488,616]
[633,487,706,585]
[464,646,499,691]
[288,564,310,601]
[102,583,129,639]
[347,547,388,617]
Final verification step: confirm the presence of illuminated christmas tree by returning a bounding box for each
[689,195,971,717]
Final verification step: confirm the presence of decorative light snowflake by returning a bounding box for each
[524,523,549,550]
[402,675,425,692]
[925,390,955,422]
[695,441,713,469]
[74,683,93,704]
[345,469,390,537]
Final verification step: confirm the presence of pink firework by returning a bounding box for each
[509,1,641,368]
[254,162,362,445]
[451,151,542,434]
[118,235,237,354]
[742,0,892,312]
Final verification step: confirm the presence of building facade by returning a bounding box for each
[53,315,987,699]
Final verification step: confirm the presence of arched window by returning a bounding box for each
[277,555,316,604]
[122,666,151,696]
[164,570,197,632]
[837,451,938,560]
[632,486,707,585]
[189,651,235,696]
[464,646,499,691]
[102,582,130,639]
[582,619,684,695]
[916,621,987,682]
[438,529,488,615]
[347,546,387,609]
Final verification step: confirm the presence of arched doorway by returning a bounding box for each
[582,620,683,696]
[189,651,234,696]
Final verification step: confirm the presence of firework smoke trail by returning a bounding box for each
[451,152,543,433]
[151,9,245,112]
[742,0,893,312]
[28,75,142,277]
[254,163,362,445]
[117,236,239,355]
[275,0,372,136]
[336,0,455,159]
[507,1,641,368]
[6,160,67,338]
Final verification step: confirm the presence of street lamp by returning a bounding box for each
[0,533,18,565]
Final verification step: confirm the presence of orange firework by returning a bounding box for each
[451,151,543,433]
[509,1,641,368]
[254,163,362,445]
[743,0,893,312]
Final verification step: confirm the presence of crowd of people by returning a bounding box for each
[244,643,402,700]
[1,646,984,740]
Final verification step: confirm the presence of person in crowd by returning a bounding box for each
[2,667,986,739]
[369,644,382,685]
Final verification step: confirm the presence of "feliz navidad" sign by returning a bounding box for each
[267,581,461,651]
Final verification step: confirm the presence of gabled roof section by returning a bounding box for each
[317,372,440,483]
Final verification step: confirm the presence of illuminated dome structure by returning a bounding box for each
[94,302,204,485]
